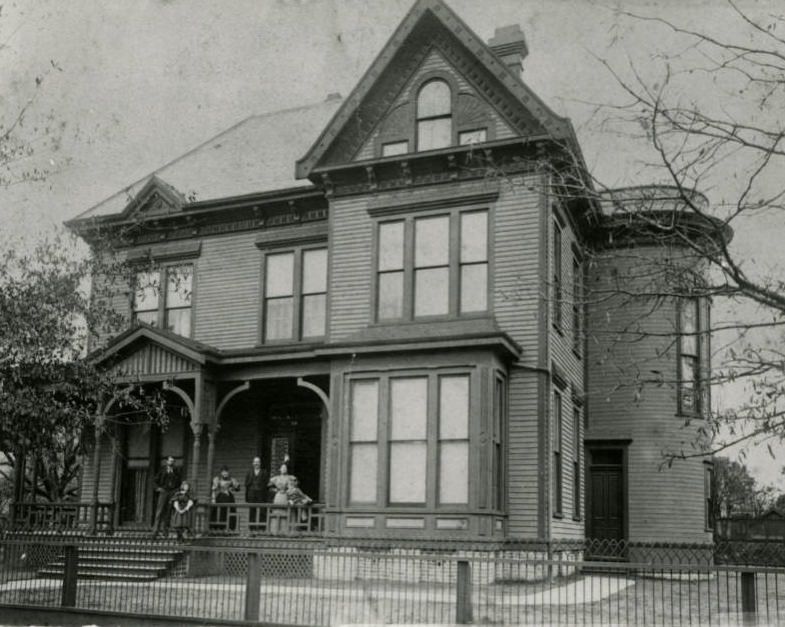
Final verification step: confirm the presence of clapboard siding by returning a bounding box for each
[549,209,584,539]
[493,175,543,364]
[80,432,118,504]
[587,246,711,543]
[329,196,374,340]
[91,267,132,350]
[194,231,260,350]
[506,368,540,537]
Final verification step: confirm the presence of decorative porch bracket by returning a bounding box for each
[216,381,251,426]
[296,377,330,416]
[162,381,196,417]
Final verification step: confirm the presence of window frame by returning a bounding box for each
[572,254,583,357]
[553,219,563,332]
[677,295,702,416]
[572,405,581,521]
[416,78,453,152]
[131,262,195,338]
[372,206,492,323]
[344,368,479,512]
[553,388,564,518]
[260,244,328,344]
[704,462,715,532]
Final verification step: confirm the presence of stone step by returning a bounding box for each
[38,567,162,581]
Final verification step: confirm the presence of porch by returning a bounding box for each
[8,501,326,538]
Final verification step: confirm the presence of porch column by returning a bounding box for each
[205,425,220,502]
[190,423,204,491]
[90,415,106,534]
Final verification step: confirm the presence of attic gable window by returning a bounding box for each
[416,79,452,151]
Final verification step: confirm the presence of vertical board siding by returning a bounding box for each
[587,247,712,543]
[194,231,260,350]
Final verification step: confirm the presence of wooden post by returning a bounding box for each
[244,552,261,621]
[10,446,26,526]
[90,417,105,534]
[205,425,219,503]
[456,560,473,624]
[61,545,78,607]
[741,570,757,617]
[190,423,203,492]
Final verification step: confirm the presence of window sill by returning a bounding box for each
[553,512,564,520]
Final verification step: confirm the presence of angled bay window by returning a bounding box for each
[132,264,192,337]
[263,247,327,342]
[375,208,489,321]
[678,296,701,414]
[417,79,452,151]
[349,380,379,504]
[389,377,428,504]
[346,370,478,510]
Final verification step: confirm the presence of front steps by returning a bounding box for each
[37,540,184,581]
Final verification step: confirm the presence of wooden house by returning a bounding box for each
[60,0,719,547]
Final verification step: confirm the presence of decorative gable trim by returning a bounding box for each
[296,0,572,179]
[125,240,202,264]
[119,175,185,220]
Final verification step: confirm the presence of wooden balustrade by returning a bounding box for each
[193,502,325,536]
[10,501,115,534]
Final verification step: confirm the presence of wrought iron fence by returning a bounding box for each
[2,534,785,625]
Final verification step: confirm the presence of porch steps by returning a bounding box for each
[37,542,184,581]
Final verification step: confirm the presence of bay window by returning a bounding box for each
[376,208,489,321]
[347,370,477,509]
[263,247,327,342]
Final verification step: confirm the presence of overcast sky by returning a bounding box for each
[2,0,784,486]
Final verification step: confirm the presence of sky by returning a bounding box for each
[1,0,784,486]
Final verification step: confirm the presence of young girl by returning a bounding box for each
[171,481,194,541]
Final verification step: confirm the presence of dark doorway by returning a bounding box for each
[587,448,625,556]
[262,403,323,502]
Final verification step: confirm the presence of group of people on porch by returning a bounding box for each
[151,453,312,539]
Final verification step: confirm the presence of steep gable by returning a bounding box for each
[297,0,572,179]
[353,48,518,161]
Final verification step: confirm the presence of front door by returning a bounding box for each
[263,404,322,502]
[587,448,625,555]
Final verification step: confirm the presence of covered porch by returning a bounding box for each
[9,325,331,539]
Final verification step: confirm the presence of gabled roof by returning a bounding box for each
[93,322,221,368]
[296,0,574,178]
[73,99,343,221]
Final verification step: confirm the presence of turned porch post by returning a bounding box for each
[190,423,204,489]
[90,415,106,534]
[205,425,219,502]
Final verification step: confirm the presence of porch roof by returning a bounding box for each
[93,323,221,378]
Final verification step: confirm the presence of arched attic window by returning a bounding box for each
[416,79,452,151]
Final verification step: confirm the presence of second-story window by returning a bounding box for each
[417,79,452,151]
[263,247,327,342]
[572,256,582,355]
[679,296,701,414]
[553,221,563,331]
[376,209,489,321]
[132,265,193,338]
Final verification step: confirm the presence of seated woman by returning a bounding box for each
[170,481,195,541]
[286,477,313,524]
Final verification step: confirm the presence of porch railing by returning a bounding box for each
[9,502,115,535]
[193,502,325,536]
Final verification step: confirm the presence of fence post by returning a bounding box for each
[244,551,261,621]
[61,545,78,608]
[456,560,473,624]
[741,570,757,617]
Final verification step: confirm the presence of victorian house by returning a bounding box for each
[56,0,717,548]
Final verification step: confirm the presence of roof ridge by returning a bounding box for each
[73,98,342,221]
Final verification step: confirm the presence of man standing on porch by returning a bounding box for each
[245,456,269,526]
[152,456,181,538]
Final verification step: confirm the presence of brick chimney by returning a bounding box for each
[488,25,528,76]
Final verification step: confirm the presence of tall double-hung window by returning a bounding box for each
[132,264,193,337]
[678,296,701,414]
[263,247,327,342]
[376,209,489,321]
[347,371,473,508]
[417,80,452,151]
